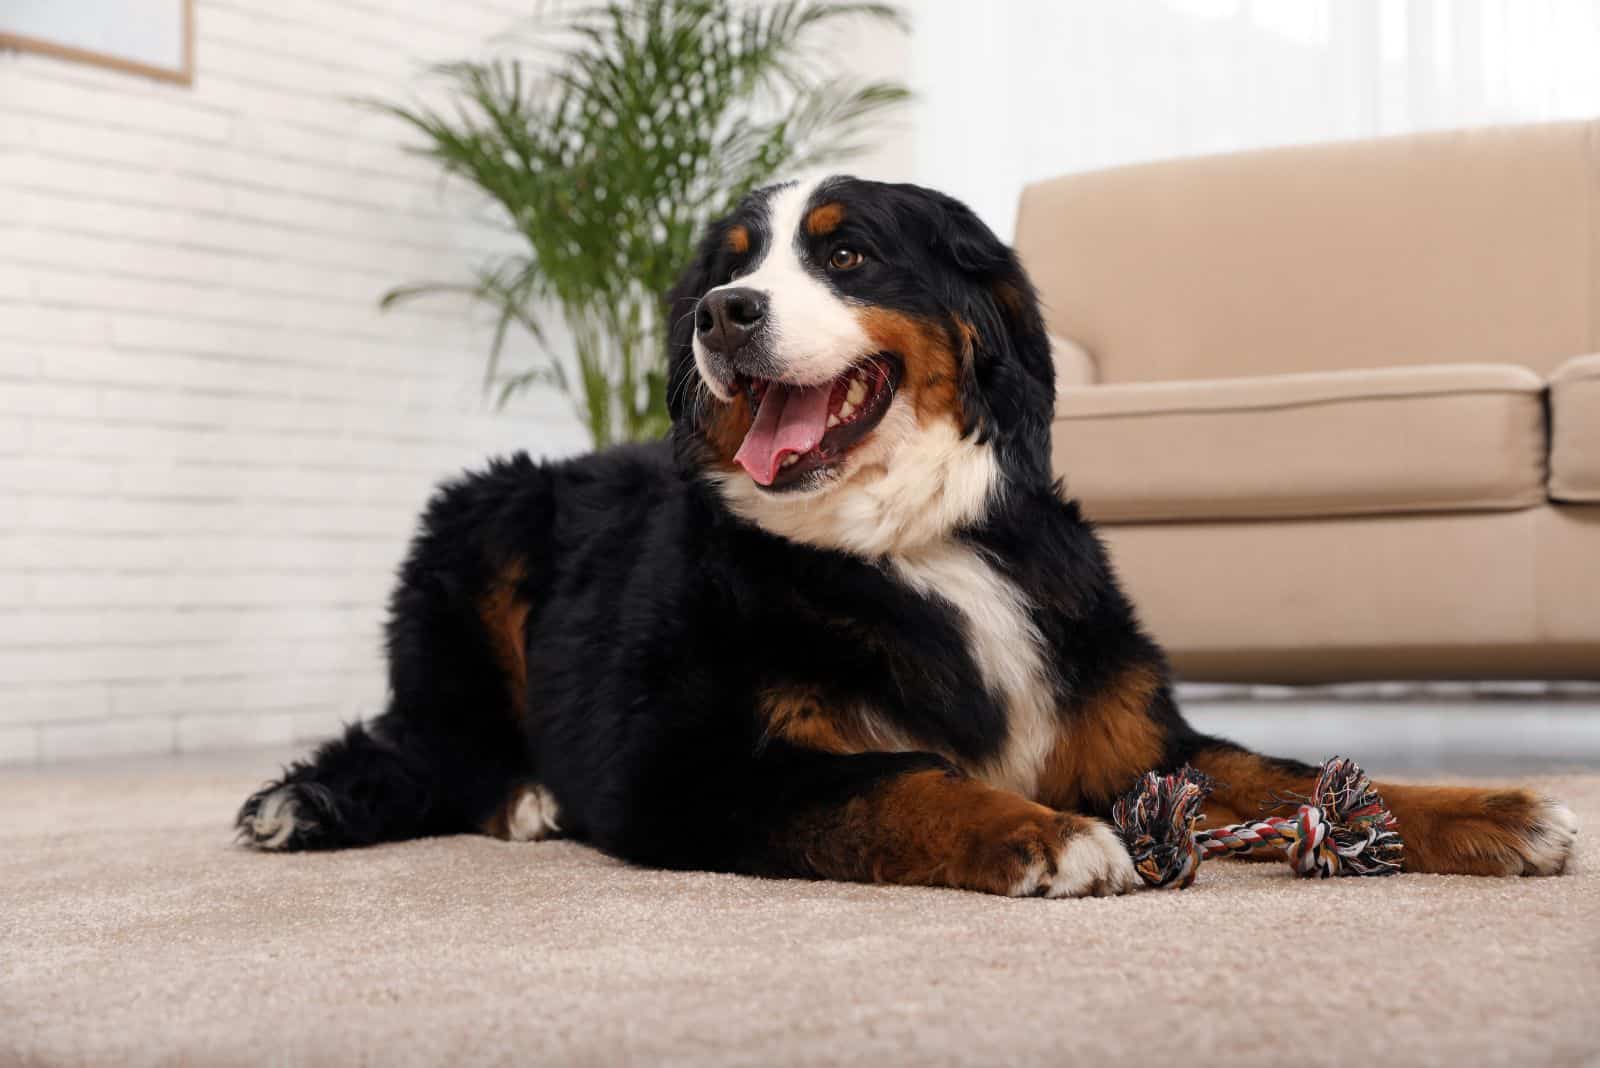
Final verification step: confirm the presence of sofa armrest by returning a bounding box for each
[1048,333,1098,389]
[1549,353,1600,502]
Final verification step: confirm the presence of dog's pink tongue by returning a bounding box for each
[734,382,833,485]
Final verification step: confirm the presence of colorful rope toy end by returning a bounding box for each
[1110,764,1212,889]
[1111,755,1404,889]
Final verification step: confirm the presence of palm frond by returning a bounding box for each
[371,0,911,447]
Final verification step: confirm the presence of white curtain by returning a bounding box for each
[908,0,1600,238]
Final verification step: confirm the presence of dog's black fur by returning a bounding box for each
[238,178,1573,889]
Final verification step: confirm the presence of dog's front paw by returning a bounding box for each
[1003,816,1137,899]
[1385,785,1578,876]
[1517,797,1578,876]
[483,783,563,842]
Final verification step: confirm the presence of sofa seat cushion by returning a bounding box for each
[1051,363,1546,523]
[1550,354,1600,502]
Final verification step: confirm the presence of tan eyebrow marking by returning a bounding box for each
[726,224,750,254]
[805,202,846,237]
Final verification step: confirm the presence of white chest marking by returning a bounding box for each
[890,543,1057,797]
[715,414,1001,558]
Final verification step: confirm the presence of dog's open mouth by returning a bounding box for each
[733,355,901,490]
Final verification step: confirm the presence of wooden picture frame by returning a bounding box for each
[0,0,194,87]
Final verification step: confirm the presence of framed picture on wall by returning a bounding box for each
[0,0,194,86]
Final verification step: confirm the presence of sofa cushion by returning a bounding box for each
[1051,363,1546,523]
[1016,121,1600,384]
[1099,506,1600,683]
[1549,354,1600,502]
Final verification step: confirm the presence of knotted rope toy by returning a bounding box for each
[1111,756,1404,889]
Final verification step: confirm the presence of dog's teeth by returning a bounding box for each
[827,414,841,428]
[780,455,798,468]
[838,401,856,420]
[846,379,866,405]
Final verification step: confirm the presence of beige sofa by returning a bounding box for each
[1017,120,1600,683]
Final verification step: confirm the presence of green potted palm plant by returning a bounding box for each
[377,0,910,447]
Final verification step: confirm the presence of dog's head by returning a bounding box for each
[667,177,1055,555]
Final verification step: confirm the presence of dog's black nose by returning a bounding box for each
[696,287,767,353]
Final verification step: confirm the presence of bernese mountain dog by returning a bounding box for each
[238,177,1576,896]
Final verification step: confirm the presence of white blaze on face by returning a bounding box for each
[691,178,873,393]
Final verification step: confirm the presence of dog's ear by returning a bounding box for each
[925,193,1056,482]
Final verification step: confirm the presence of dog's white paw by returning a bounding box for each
[237,783,331,851]
[505,784,562,842]
[1010,820,1137,899]
[1519,798,1578,876]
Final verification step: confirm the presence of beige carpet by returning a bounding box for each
[2,754,1598,1068]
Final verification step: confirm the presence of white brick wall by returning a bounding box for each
[0,0,589,764]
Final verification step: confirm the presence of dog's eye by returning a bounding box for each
[828,247,864,271]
